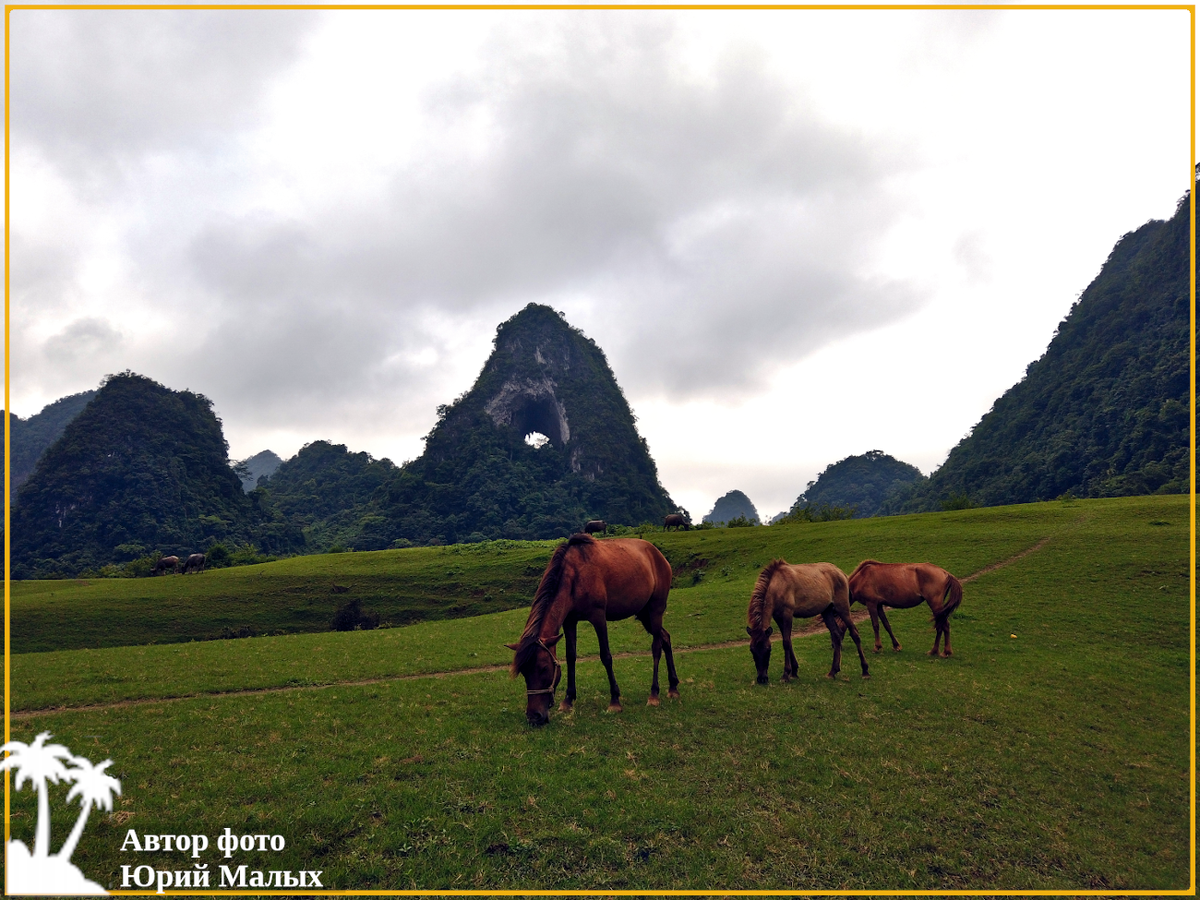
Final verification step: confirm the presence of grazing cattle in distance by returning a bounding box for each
[746,560,869,683]
[848,560,963,657]
[583,520,607,536]
[663,513,689,531]
[152,555,180,575]
[181,553,206,574]
[507,534,679,726]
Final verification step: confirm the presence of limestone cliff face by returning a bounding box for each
[386,303,676,543]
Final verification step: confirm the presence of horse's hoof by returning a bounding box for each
[606,702,623,714]
[893,646,903,652]
[559,700,573,713]
[647,695,660,707]
[861,672,870,679]
[668,689,680,699]
[942,650,953,658]
[927,649,938,656]
[872,647,882,654]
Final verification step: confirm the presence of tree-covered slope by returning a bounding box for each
[11,372,302,577]
[883,183,1193,513]
[787,450,923,518]
[6,390,96,492]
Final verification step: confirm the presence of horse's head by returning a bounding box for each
[746,625,773,684]
[506,634,562,726]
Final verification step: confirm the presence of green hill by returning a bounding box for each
[11,372,302,577]
[883,181,1193,513]
[786,450,923,518]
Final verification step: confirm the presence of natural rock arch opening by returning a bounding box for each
[511,393,568,449]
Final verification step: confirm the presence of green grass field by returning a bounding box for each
[6,496,1193,892]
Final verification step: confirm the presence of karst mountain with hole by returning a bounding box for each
[272,303,680,549]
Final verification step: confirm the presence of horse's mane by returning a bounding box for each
[509,533,596,676]
[848,559,882,579]
[747,559,789,631]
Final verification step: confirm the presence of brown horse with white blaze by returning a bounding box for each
[507,534,679,726]
[848,560,963,656]
[746,561,869,683]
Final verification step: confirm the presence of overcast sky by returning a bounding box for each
[4,8,1192,520]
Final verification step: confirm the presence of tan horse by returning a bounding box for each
[508,534,679,726]
[848,560,963,656]
[746,561,869,683]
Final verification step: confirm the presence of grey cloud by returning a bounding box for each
[41,317,125,374]
[9,9,316,183]
[187,13,923,404]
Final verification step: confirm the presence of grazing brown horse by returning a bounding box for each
[507,534,679,726]
[153,555,180,575]
[746,561,869,683]
[663,513,689,531]
[848,560,963,656]
[181,553,206,574]
[583,520,607,536]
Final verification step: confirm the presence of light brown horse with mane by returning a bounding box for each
[746,561,869,684]
[507,534,679,726]
[848,560,963,656]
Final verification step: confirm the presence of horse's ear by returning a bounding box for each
[504,642,520,652]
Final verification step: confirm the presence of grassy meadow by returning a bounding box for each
[6,495,1193,893]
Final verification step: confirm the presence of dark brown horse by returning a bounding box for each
[507,534,679,726]
[583,520,607,535]
[848,560,963,656]
[663,513,689,531]
[153,555,180,575]
[746,561,869,683]
[181,553,206,574]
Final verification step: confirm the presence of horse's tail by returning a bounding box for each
[934,573,963,625]
[748,560,788,630]
[510,534,594,677]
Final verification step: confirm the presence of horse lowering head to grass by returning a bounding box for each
[507,534,679,726]
[746,561,869,684]
[153,555,179,575]
[847,561,963,657]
